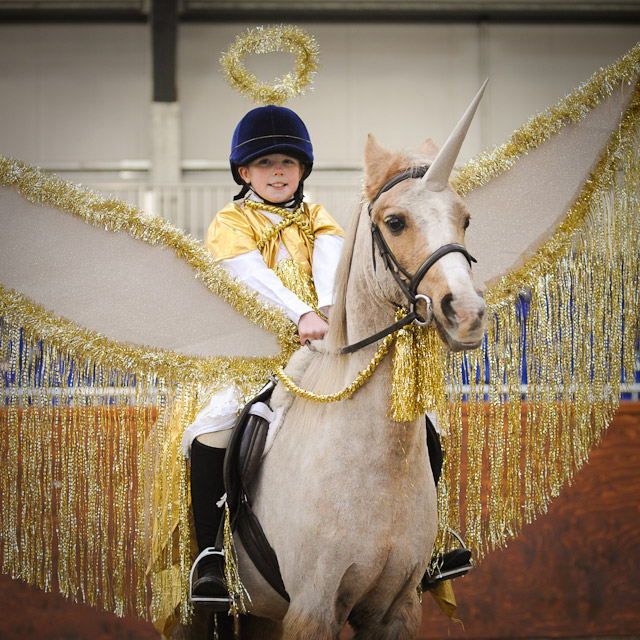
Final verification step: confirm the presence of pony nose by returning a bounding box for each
[441,293,456,325]
[440,292,486,330]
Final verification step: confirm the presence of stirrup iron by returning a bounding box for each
[189,547,230,608]
[423,530,473,588]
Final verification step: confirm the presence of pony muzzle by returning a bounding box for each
[435,292,486,350]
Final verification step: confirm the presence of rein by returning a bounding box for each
[339,165,476,355]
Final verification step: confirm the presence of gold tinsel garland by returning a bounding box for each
[0,43,639,632]
[220,25,320,106]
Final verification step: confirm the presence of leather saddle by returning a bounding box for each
[220,378,289,602]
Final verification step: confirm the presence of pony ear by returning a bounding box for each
[417,139,440,164]
[363,134,396,200]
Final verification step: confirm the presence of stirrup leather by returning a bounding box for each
[189,547,230,608]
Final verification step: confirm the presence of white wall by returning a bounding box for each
[0,24,151,165]
[0,21,638,170]
[179,22,640,168]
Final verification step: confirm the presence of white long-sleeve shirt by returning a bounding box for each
[212,199,344,324]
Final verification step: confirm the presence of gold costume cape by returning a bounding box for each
[206,200,344,276]
[206,200,344,315]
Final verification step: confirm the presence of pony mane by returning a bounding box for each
[324,198,361,353]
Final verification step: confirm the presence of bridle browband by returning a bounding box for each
[339,165,476,355]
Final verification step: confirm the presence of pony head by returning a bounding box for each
[361,83,488,351]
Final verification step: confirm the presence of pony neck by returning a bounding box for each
[325,203,401,355]
[343,213,400,349]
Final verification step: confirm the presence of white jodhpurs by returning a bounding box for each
[181,385,241,456]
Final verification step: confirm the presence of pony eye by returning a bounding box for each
[463,217,470,230]
[384,215,406,233]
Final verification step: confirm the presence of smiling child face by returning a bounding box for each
[238,153,305,204]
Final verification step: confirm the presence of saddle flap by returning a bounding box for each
[223,380,274,513]
[221,379,289,601]
[236,500,290,602]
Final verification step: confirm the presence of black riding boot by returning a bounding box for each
[190,438,228,598]
[426,414,443,485]
[423,415,472,590]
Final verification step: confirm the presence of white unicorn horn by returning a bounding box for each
[423,78,488,191]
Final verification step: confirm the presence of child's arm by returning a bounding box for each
[311,233,344,316]
[222,250,326,344]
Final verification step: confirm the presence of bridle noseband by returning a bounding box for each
[340,165,476,355]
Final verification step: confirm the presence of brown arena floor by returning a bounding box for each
[1,403,638,640]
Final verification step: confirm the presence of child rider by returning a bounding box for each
[184,105,345,600]
[184,104,472,605]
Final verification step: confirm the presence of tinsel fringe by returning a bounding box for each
[0,43,639,629]
[432,44,640,558]
[222,504,251,617]
[391,322,446,422]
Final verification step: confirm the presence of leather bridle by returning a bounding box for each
[340,165,476,355]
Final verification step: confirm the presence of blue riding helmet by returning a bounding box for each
[229,105,314,186]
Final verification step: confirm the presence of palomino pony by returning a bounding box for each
[219,85,487,640]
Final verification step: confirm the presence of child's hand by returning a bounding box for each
[298,311,329,345]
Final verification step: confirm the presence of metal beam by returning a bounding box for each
[0,0,639,22]
[180,1,640,23]
[0,0,148,21]
[150,0,177,102]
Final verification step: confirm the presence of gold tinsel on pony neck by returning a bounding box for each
[391,320,446,422]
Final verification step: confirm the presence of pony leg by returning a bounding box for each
[350,594,422,640]
[239,614,283,640]
[280,608,341,640]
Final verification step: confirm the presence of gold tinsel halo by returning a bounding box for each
[220,25,320,106]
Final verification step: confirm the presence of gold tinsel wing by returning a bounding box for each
[0,158,299,364]
[0,157,300,632]
[431,43,640,559]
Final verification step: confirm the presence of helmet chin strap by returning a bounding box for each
[233,183,251,201]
